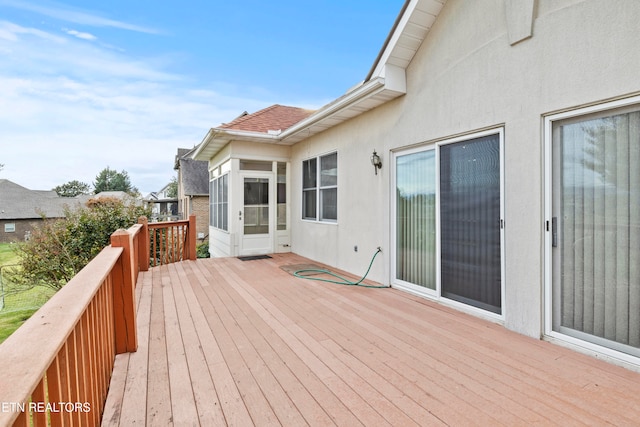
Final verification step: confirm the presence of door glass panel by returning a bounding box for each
[244,178,269,235]
[277,162,287,230]
[553,110,640,355]
[440,134,501,314]
[395,150,436,289]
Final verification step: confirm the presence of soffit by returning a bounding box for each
[367,0,446,79]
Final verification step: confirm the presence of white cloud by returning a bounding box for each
[0,20,275,194]
[65,29,96,41]
[0,0,159,34]
[0,20,65,43]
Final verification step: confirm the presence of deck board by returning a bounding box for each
[144,268,172,425]
[103,253,640,426]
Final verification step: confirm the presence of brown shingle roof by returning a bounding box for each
[219,104,314,133]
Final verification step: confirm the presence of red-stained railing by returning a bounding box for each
[0,215,196,426]
[147,215,197,267]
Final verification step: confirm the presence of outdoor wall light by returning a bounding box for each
[371,150,382,175]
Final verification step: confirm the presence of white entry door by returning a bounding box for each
[239,175,273,256]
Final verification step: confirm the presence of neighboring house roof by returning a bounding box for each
[146,182,178,202]
[144,192,160,201]
[0,179,81,220]
[0,180,145,220]
[33,190,60,198]
[193,0,446,162]
[174,147,211,196]
[180,160,209,196]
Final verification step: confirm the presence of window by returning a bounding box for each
[302,158,317,220]
[210,174,228,231]
[4,223,15,233]
[547,98,640,357]
[302,152,337,222]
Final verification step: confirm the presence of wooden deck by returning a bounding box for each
[102,253,640,426]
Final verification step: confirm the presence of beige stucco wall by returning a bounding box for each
[290,0,640,338]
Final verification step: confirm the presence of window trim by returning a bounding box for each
[302,151,338,223]
[4,223,16,233]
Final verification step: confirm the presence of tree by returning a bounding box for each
[93,167,139,196]
[9,197,151,291]
[53,180,92,197]
[166,176,178,198]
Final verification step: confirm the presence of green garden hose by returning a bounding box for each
[293,247,388,288]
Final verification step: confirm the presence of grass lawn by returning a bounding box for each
[0,242,19,266]
[0,243,55,344]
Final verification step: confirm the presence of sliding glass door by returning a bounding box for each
[394,130,503,316]
[548,102,640,357]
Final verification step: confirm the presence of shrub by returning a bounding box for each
[9,197,151,291]
[196,242,210,259]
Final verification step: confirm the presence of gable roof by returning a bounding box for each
[220,104,314,134]
[175,147,209,196]
[0,180,143,220]
[0,179,80,220]
[193,0,447,162]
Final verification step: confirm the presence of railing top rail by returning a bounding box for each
[127,222,144,236]
[0,245,123,418]
[147,219,190,228]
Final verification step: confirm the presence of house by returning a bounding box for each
[174,147,210,241]
[0,179,73,243]
[194,0,640,370]
[144,184,178,222]
[193,104,314,256]
[0,180,145,243]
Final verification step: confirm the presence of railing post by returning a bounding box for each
[138,216,150,272]
[110,229,138,354]
[188,214,197,261]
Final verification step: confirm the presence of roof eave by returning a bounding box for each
[280,73,406,144]
[367,0,445,81]
[192,128,280,162]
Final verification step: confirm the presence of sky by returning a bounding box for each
[0,0,404,195]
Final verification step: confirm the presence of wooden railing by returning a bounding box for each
[147,215,197,267]
[0,215,196,426]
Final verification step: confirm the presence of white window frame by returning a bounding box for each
[302,151,337,223]
[210,173,229,232]
[544,94,640,367]
[4,223,15,233]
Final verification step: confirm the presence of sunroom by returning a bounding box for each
[192,68,407,258]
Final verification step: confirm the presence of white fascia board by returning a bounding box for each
[192,128,279,161]
[369,0,419,79]
[367,0,444,80]
[215,128,280,142]
[191,128,217,161]
[281,76,390,141]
